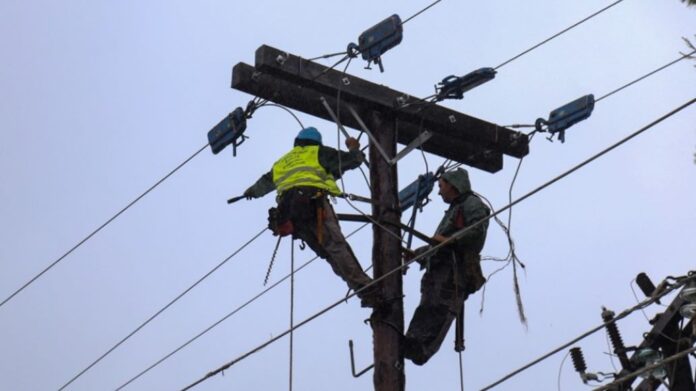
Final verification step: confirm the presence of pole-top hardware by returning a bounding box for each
[347,14,403,72]
[207,107,248,156]
[535,94,595,143]
[434,68,497,102]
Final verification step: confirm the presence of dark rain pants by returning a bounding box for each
[404,251,484,365]
[285,192,374,297]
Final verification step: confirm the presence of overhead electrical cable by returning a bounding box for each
[114,223,370,390]
[58,227,268,390]
[181,98,695,390]
[479,48,696,319]
[494,0,626,70]
[595,49,696,103]
[0,145,208,310]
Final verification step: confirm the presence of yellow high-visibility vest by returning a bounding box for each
[272,146,341,196]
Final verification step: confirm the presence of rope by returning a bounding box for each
[289,240,295,391]
[179,99,694,390]
[114,223,369,390]
[58,226,268,390]
[479,274,696,391]
[494,0,626,70]
[0,144,208,310]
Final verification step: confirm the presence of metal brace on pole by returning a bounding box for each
[319,96,351,139]
[346,105,432,165]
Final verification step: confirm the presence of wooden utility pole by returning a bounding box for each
[232,45,529,391]
[368,111,404,390]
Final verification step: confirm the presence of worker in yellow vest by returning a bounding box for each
[243,127,382,307]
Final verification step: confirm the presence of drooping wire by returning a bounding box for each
[57,227,268,390]
[557,350,572,391]
[255,103,305,129]
[494,0,626,70]
[0,144,208,311]
[472,136,533,326]
[595,49,696,103]
[114,223,369,390]
[180,99,696,391]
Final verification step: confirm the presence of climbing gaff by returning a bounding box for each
[435,68,497,102]
[207,107,248,156]
[347,14,403,73]
[535,94,595,143]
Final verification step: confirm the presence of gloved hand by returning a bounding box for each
[403,245,430,269]
[345,137,360,151]
[243,189,254,200]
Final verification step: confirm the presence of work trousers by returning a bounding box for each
[292,196,373,296]
[405,251,483,365]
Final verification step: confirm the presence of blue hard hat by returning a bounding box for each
[295,127,322,144]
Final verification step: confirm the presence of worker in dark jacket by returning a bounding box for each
[243,127,381,307]
[404,168,489,365]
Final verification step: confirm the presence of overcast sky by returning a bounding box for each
[1,1,695,390]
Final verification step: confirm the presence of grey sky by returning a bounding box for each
[1,1,695,390]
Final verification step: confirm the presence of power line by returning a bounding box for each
[592,345,696,391]
[57,227,268,390]
[494,0,626,70]
[595,49,696,103]
[401,0,443,25]
[181,98,696,390]
[479,273,695,391]
[114,223,370,390]
[0,144,208,310]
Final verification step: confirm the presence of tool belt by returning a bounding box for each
[268,187,325,237]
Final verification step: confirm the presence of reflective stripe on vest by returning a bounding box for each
[272,146,341,196]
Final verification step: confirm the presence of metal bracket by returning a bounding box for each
[319,96,351,139]
[392,130,432,163]
[348,340,374,378]
[346,104,432,166]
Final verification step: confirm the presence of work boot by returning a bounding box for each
[403,336,428,366]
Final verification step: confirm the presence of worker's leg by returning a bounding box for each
[404,259,466,365]
[318,198,374,291]
[291,198,375,304]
